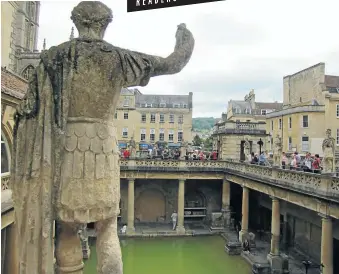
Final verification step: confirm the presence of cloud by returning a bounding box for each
[192,13,267,47]
[37,0,339,118]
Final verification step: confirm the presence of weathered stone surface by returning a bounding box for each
[11,1,194,273]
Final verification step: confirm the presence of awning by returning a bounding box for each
[168,143,181,147]
[119,142,127,149]
[139,143,149,150]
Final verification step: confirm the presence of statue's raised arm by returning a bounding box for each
[118,23,195,87]
[151,23,195,76]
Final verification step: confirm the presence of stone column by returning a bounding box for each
[321,215,333,274]
[222,178,231,228]
[267,197,284,273]
[176,179,186,234]
[127,178,135,234]
[239,186,249,243]
[269,197,280,256]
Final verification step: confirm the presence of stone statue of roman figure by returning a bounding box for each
[10,1,194,274]
[128,136,136,158]
[322,129,335,173]
[273,134,282,166]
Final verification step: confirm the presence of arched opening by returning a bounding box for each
[184,190,207,223]
[185,190,206,208]
[1,133,11,177]
[22,65,34,80]
[135,189,166,223]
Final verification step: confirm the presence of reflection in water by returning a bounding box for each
[85,236,251,274]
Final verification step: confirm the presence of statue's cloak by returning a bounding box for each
[10,41,75,274]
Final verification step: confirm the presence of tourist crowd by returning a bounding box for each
[120,146,218,161]
[248,151,323,174]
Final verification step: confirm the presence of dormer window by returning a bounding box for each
[261,109,267,115]
[160,103,166,108]
[245,108,250,114]
[173,104,179,108]
[183,104,187,108]
[235,108,240,114]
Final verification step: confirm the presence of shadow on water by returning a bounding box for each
[84,236,251,274]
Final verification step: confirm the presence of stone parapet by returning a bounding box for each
[120,159,339,201]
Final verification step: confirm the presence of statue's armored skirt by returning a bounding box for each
[56,117,120,223]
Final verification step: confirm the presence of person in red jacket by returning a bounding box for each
[123,149,130,159]
[211,150,217,160]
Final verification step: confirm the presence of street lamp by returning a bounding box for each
[302,260,324,274]
[257,138,263,154]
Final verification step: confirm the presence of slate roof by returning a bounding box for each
[325,75,339,88]
[1,67,27,99]
[135,93,192,109]
[230,100,283,115]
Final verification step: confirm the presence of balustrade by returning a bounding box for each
[120,159,339,200]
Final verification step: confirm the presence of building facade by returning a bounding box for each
[114,89,193,152]
[1,1,41,78]
[213,89,283,160]
[1,2,42,272]
[265,63,339,161]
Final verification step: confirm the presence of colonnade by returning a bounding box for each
[126,178,186,234]
[221,179,334,274]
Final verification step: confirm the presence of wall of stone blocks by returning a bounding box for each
[120,179,222,224]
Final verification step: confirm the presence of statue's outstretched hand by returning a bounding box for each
[175,23,194,52]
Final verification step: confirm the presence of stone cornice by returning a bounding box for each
[266,105,325,118]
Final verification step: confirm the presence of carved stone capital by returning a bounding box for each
[318,213,332,221]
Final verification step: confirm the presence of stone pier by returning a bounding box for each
[239,186,249,243]
[176,179,186,234]
[127,178,135,234]
[222,178,231,228]
[321,214,333,274]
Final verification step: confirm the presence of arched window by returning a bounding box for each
[22,65,35,80]
[1,133,10,176]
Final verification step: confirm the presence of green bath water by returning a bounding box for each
[84,236,251,274]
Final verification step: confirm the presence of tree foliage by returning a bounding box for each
[193,134,202,146]
[192,117,216,131]
[203,136,213,150]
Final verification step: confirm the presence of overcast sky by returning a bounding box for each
[38,0,339,118]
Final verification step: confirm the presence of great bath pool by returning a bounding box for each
[84,236,250,274]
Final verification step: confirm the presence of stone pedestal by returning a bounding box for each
[224,241,242,255]
[251,263,271,274]
[239,186,249,243]
[127,179,135,234]
[321,215,333,274]
[210,212,225,231]
[176,179,186,235]
[266,253,289,274]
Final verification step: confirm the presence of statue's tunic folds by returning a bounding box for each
[11,38,156,273]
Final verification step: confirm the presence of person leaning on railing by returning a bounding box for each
[312,154,322,174]
[281,152,288,169]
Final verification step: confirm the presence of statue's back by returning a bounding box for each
[62,40,124,120]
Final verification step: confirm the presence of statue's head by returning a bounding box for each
[71,1,113,40]
[326,129,331,137]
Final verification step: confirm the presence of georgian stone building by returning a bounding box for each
[212,89,283,160]
[1,1,42,78]
[266,63,339,164]
[114,89,193,152]
[1,2,42,273]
